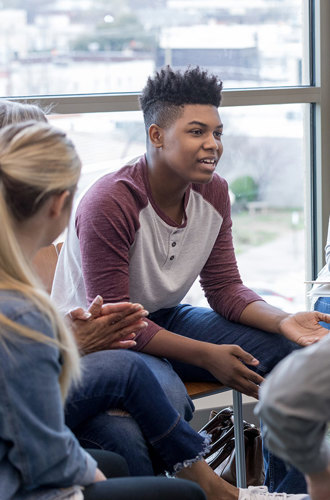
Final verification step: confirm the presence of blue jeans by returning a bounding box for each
[148,304,307,494]
[314,297,330,329]
[65,350,205,476]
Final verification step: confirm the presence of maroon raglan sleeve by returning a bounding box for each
[75,171,161,350]
[200,176,263,321]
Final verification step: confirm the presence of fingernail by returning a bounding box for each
[142,321,148,327]
[94,295,103,304]
[82,312,92,319]
[142,310,149,316]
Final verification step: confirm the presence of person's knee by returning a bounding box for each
[86,449,130,478]
[76,412,156,476]
[81,349,140,376]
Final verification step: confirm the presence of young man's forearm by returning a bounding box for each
[239,300,288,334]
[141,328,209,367]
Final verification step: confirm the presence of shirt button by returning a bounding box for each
[172,242,176,247]
[170,256,175,261]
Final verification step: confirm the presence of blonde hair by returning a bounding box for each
[0,120,81,399]
[0,100,48,129]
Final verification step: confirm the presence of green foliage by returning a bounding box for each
[230,175,258,203]
[72,12,155,52]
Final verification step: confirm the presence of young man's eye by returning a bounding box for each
[190,129,203,135]
[214,131,223,139]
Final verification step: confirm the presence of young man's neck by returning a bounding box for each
[146,152,188,224]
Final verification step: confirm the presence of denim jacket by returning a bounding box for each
[0,291,96,499]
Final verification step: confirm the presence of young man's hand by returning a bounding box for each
[200,344,264,399]
[306,465,330,500]
[143,329,264,399]
[279,311,330,346]
[67,296,148,354]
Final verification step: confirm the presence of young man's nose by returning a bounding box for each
[203,133,219,150]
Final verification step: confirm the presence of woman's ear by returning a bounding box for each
[49,190,71,218]
[148,124,163,148]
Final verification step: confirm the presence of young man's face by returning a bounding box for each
[158,104,223,185]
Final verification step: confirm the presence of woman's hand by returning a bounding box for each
[93,467,107,482]
[67,295,148,354]
[279,311,330,346]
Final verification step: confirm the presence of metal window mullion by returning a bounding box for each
[10,86,321,115]
[311,0,330,276]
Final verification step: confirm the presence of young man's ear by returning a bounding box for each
[148,124,163,148]
[49,190,71,218]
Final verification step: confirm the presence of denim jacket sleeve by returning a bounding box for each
[0,304,96,491]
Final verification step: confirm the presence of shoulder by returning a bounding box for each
[0,290,55,342]
[76,155,149,220]
[192,173,230,212]
[0,290,33,319]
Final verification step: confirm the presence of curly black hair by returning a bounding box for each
[139,66,223,131]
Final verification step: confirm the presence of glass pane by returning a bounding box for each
[0,0,309,96]
[186,103,307,312]
[49,110,145,195]
[49,103,307,312]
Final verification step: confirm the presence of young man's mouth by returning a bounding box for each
[198,158,217,166]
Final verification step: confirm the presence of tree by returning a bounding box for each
[230,175,259,205]
[72,12,155,52]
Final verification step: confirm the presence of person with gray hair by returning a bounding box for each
[256,333,330,500]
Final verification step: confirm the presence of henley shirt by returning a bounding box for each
[52,154,261,350]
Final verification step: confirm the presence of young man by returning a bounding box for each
[52,66,329,495]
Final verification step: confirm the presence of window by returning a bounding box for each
[2,0,330,309]
[1,0,309,95]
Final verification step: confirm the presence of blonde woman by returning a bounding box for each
[0,121,209,500]
[0,120,99,499]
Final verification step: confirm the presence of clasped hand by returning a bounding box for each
[67,295,148,354]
